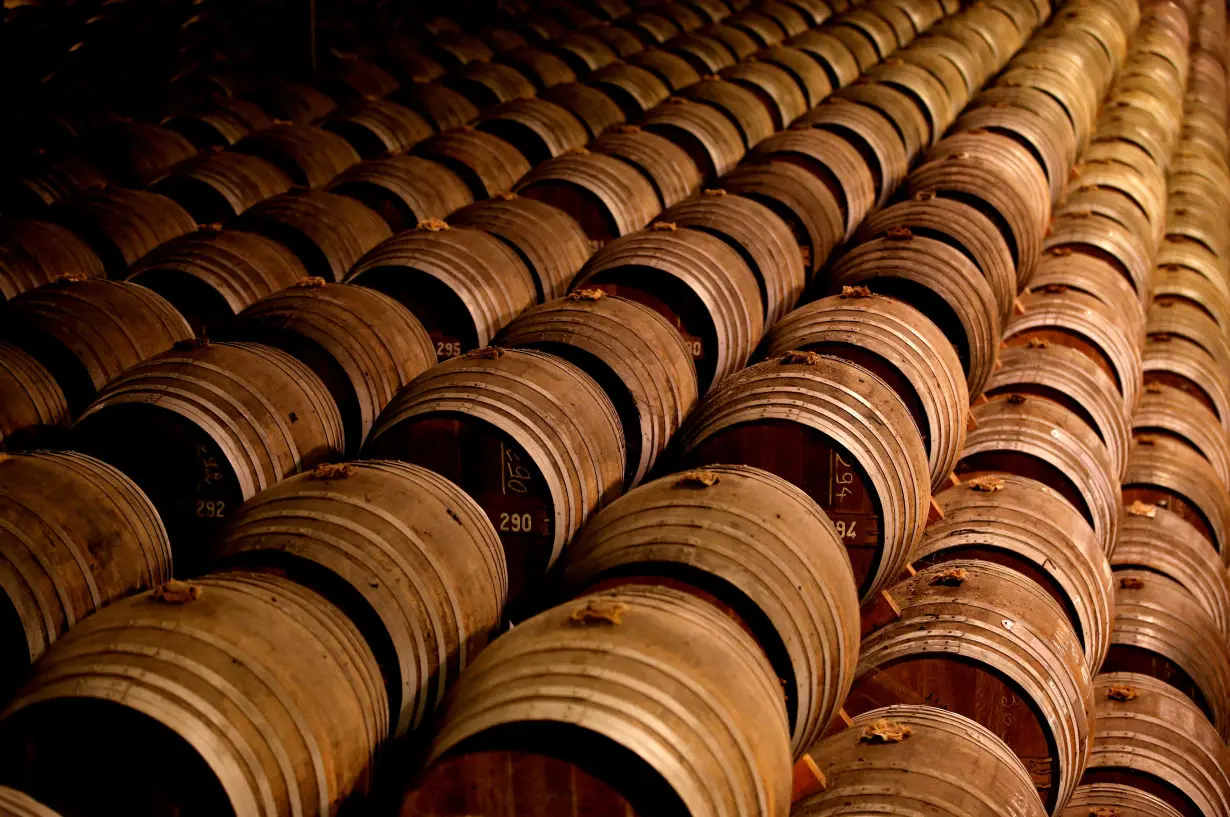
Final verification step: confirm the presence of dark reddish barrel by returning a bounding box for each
[563,464,859,754]
[1103,570,1230,739]
[127,229,308,336]
[641,98,746,181]
[1083,673,1230,817]
[391,83,480,131]
[474,99,590,165]
[0,451,172,697]
[1134,383,1230,486]
[234,191,393,282]
[448,194,591,302]
[362,348,625,599]
[795,706,1047,817]
[149,152,295,225]
[551,31,620,73]
[986,342,1129,479]
[212,461,506,738]
[587,63,671,119]
[495,290,697,487]
[668,32,741,74]
[916,473,1112,669]
[347,223,537,359]
[72,341,344,564]
[0,155,110,217]
[1114,502,1230,643]
[233,124,362,189]
[847,559,1093,810]
[86,122,199,188]
[1029,251,1145,348]
[798,98,909,206]
[500,47,577,90]
[959,394,1118,554]
[320,99,435,158]
[721,61,808,131]
[674,353,929,600]
[759,291,968,490]
[828,231,1001,396]
[54,189,197,277]
[571,225,763,392]
[0,343,68,451]
[677,78,776,149]
[0,572,386,817]
[0,220,105,302]
[0,278,193,416]
[629,48,703,91]
[539,83,626,140]
[592,126,702,210]
[1122,436,1230,557]
[227,281,435,455]
[1143,334,1230,435]
[443,61,538,108]
[246,80,339,124]
[162,96,275,149]
[1062,785,1185,817]
[414,129,533,199]
[515,151,659,245]
[409,585,790,817]
[328,156,475,232]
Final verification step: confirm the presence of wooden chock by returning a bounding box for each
[966,410,978,432]
[1013,297,1027,316]
[791,754,827,802]
[948,472,961,487]
[972,394,989,406]
[926,496,944,527]
[860,589,903,638]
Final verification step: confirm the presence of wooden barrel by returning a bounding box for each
[1134,383,1230,487]
[413,584,791,817]
[500,47,578,90]
[233,124,361,189]
[674,353,928,600]
[149,152,294,225]
[847,559,1092,810]
[391,83,480,131]
[320,99,435,159]
[0,787,61,817]
[954,106,1071,204]
[1005,287,1142,415]
[755,45,834,109]
[475,99,590,165]
[1142,333,1230,434]
[444,61,538,108]
[162,96,275,149]
[857,194,1017,325]
[828,231,1000,396]
[986,342,1129,480]
[1031,248,1146,342]
[73,341,343,564]
[833,82,930,162]
[539,83,626,139]
[347,223,536,359]
[413,129,532,199]
[668,33,740,74]
[552,31,621,73]
[592,126,703,209]
[1114,502,1230,642]
[0,571,386,817]
[0,154,111,218]
[1045,212,1153,305]
[789,30,862,89]
[795,705,1047,817]
[53,189,197,277]
[126,228,307,337]
[0,220,105,302]
[720,61,808,131]
[759,292,967,490]
[495,290,697,487]
[960,394,1118,554]
[0,278,193,416]
[587,63,670,118]
[660,190,805,325]
[235,191,393,283]
[824,23,880,71]
[329,55,400,99]
[0,451,171,697]
[1062,785,1185,817]
[868,59,958,147]
[621,7,686,40]
[571,225,762,392]
[515,151,659,244]
[563,464,859,754]
[1154,265,1230,338]
[1104,570,1230,738]
[0,343,68,452]
[1122,436,1230,556]
[447,194,591,302]
[709,22,766,57]
[752,2,809,37]
[916,473,1112,669]
[1149,301,1230,370]
[212,461,506,739]
[629,47,703,91]
[748,129,877,240]
[363,348,624,598]
[799,99,909,207]
[327,156,474,232]
[641,98,746,181]
[677,78,775,149]
[722,161,844,278]
[87,122,199,188]
[1083,673,1230,817]
[227,281,435,455]
[1063,160,1166,247]
[423,32,496,69]
[246,80,339,124]
[835,9,902,59]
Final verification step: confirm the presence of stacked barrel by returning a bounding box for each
[0,0,1227,814]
